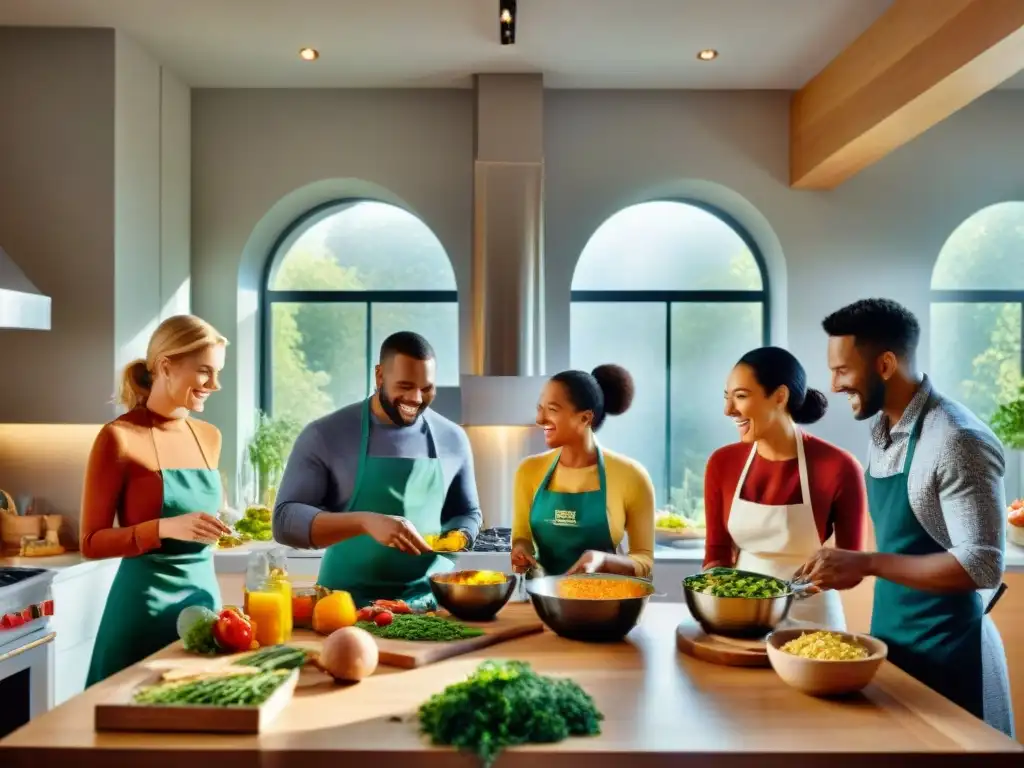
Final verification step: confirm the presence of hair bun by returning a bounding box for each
[792,387,828,425]
[591,364,635,417]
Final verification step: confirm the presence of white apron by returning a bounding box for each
[728,431,846,630]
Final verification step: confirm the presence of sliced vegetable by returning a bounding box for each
[356,614,483,642]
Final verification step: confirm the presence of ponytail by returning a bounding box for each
[118,359,152,410]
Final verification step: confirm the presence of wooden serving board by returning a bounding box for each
[95,667,299,734]
[675,614,769,667]
[367,608,545,669]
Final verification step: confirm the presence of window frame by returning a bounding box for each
[260,198,459,415]
[569,198,772,500]
[929,288,1024,380]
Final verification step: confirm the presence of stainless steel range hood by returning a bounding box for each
[0,246,51,330]
[460,74,549,426]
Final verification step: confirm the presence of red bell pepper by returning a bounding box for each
[212,607,254,653]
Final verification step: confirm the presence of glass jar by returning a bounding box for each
[291,586,319,629]
[246,577,293,647]
[268,549,293,638]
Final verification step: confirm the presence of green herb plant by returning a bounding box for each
[418,660,603,768]
[990,383,1024,451]
[247,410,301,506]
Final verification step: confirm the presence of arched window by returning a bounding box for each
[570,200,770,512]
[930,202,1024,421]
[262,200,458,427]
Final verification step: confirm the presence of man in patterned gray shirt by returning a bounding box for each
[797,298,1013,738]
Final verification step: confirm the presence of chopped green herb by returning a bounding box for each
[418,660,603,767]
[356,614,484,642]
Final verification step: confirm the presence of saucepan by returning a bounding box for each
[683,566,817,639]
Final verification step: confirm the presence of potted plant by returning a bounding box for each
[990,384,1024,546]
[247,410,301,509]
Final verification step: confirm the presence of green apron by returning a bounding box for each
[316,399,452,609]
[86,420,223,686]
[528,446,617,575]
[866,399,985,721]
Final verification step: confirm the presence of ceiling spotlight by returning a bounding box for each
[696,49,718,61]
[499,0,516,46]
[299,47,319,61]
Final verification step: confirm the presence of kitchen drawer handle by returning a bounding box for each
[0,631,56,664]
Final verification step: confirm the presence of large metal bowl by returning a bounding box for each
[683,568,798,638]
[429,571,516,621]
[526,573,655,642]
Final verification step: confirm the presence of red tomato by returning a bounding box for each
[356,607,374,622]
[374,610,394,627]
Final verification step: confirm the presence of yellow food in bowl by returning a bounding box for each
[435,570,508,586]
[556,578,649,600]
[780,630,869,661]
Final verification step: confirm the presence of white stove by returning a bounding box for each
[0,566,56,739]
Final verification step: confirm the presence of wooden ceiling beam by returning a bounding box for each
[790,0,1024,190]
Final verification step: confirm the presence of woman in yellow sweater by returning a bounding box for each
[511,365,656,578]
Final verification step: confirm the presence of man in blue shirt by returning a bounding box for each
[273,331,482,608]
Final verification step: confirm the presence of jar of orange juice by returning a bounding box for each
[246,577,292,646]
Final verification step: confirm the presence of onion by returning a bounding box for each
[317,626,379,682]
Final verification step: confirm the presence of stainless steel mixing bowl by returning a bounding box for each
[525,573,655,642]
[683,568,808,638]
[429,571,516,621]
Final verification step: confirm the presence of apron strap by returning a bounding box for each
[532,444,607,505]
[348,397,439,511]
[794,427,811,506]
[734,426,808,505]
[146,410,212,472]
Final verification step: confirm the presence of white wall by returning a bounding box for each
[192,87,1024,485]
[0,27,116,425]
[190,88,475,485]
[0,28,191,526]
[114,32,192,376]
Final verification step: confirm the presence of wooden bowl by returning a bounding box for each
[765,627,887,697]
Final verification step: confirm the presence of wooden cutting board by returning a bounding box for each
[675,613,769,667]
[353,606,545,669]
[95,667,299,734]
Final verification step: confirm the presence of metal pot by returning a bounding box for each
[429,572,516,621]
[683,568,814,638]
[526,573,655,642]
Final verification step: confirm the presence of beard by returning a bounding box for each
[853,372,887,421]
[377,387,425,427]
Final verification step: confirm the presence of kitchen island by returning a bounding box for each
[0,604,1019,768]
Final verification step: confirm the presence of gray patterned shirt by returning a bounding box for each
[867,375,1006,588]
[866,375,1014,738]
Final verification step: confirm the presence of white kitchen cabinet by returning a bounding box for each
[50,559,119,705]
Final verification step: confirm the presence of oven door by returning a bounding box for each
[0,626,55,739]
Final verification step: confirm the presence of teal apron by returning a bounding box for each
[316,399,452,609]
[86,419,223,686]
[866,399,985,721]
[528,446,617,575]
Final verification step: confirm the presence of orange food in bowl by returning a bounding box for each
[556,577,649,600]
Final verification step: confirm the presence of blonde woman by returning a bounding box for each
[82,315,231,685]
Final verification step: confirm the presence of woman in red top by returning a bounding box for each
[703,346,866,630]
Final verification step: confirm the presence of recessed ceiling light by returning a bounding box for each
[299,47,319,61]
[696,49,718,61]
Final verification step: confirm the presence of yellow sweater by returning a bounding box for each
[512,447,655,578]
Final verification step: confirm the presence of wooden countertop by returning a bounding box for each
[1,604,1019,768]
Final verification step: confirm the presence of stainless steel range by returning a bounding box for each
[0,566,56,739]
